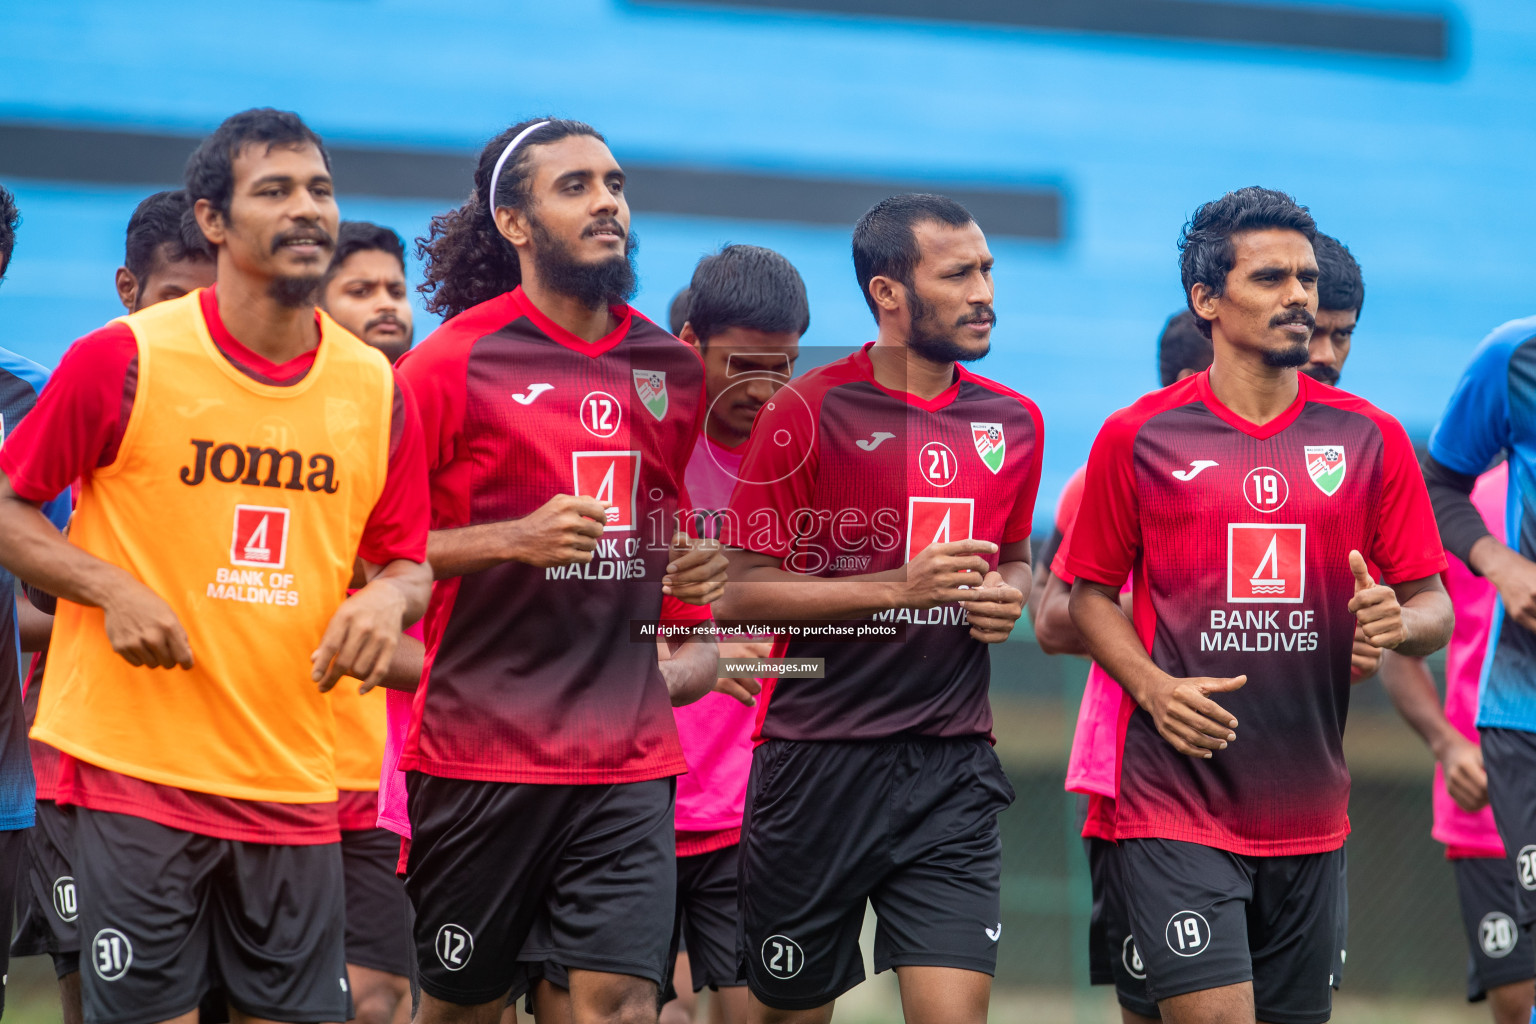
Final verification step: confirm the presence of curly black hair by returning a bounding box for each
[1178,186,1317,339]
[417,118,603,320]
[0,183,20,279]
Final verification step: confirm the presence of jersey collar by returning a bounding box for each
[1194,367,1309,440]
[510,286,633,358]
[854,342,962,412]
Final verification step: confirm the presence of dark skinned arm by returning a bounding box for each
[312,557,432,692]
[1378,650,1487,812]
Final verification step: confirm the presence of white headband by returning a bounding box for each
[488,120,551,220]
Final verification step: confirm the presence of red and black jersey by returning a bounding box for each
[724,343,1042,741]
[398,287,707,785]
[1065,370,1446,856]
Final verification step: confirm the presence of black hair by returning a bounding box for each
[1314,232,1364,318]
[1157,310,1214,387]
[417,118,604,319]
[184,108,329,222]
[686,245,810,346]
[1178,186,1317,339]
[851,193,974,321]
[668,287,692,337]
[324,221,406,286]
[0,183,18,279]
[125,190,214,284]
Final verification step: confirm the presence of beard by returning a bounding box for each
[267,273,322,309]
[1261,310,1314,369]
[904,289,994,364]
[528,213,638,311]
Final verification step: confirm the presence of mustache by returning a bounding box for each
[270,225,335,254]
[365,313,407,332]
[956,305,996,328]
[583,217,627,240]
[1270,309,1315,329]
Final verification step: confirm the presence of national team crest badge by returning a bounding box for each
[971,422,1005,474]
[633,369,668,421]
[1304,445,1346,496]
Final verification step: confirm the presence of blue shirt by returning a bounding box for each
[0,346,71,830]
[1429,316,1536,732]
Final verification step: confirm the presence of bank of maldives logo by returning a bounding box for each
[1305,445,1346,496]
[1227,523,1305,603]
[971,422,1005,474]
[572,451,641,531]
[633,369,668,421]
[231,506,291,569]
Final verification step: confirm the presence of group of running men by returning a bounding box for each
[0,106,1526,1024]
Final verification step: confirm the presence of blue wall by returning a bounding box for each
[2,0,1532,525]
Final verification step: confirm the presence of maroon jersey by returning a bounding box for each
[398,287,706,785]
[1065,371,1445,856]
[724,344,1042,741]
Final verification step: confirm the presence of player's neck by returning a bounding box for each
[1206,351,1300,426]
[704,414,749,450]
[214,263,321,364]
[868,338,955,401]
[520,276,621,344]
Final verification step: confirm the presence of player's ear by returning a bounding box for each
[193,198,226,247]
[679,321,702,351]
[867,275,902,320]
[1189,283,1220,332]
[114,267,138,313]
[494,206,533,249]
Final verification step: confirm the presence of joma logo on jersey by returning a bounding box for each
[906,497,975,562]
[1227,523,1305,603]
[573,451,641,532]
[231,505,290,569]
[180,440,338,493]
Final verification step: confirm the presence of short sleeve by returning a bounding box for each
[1001,401,1044,545]
[356,373,429,566]
[395,333,471,531]
[1054,465,1089,535]
[721,388,820,558]
[1370,414,1451,584]
[0,323,138,503]
[1062,411,1142,588]
[1428,327,1519,476]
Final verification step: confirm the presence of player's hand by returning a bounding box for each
[959,570,1025,644]
[1348,550,1408,650]
[1141,674,1245,759]
[510,494,607,568]
[312,581,407,693]
[1350,624,1383,682]
[1481,542,1536,634]
[101,578,193,670]
[713,640,770,707]
[900,539,996,609]
[664,532,727,605]
[1441,735,1489,813]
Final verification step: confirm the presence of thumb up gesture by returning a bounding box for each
[1347,550,1407,650]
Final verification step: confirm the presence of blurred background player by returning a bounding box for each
[1301,233,1364,388]
[662,244,807,1024]
[0,182,73,1020]
[717,194,1042,1024]
[1380,463,1535,1024]
[1028,309,1212,1024]
[0,109,431,1023]
[1422,310,1536,1012]
[321,220,414,363]
[401,117,725,1024]
[10,187,214,1024]
[669,286,692,337]
[1067,187,1451,1024]
[317,218,419,1024]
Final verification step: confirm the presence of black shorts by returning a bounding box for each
[673,842,746,992]
[1453,855,1536,1001]
[1118,838,1343,1024]
[73,807,350,1024]
[1085,835,1158,1018]
[405,773,676,1007]
[343,827,415,977]
[1481,728,1536,927]
[0,828,25,1016]
[739,736,1014,1011]
[9,799,81,978]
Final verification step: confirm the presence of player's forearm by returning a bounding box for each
[1393,584,1454,658]
[661,635,719,706]
[1470,535,1527,589]
[1378,651,1461,759]
[1032,573,1088,657]
[360,558,433,628]
[371,633,425,693]
[0,487,134,612]
[426,521,536,579]
[712,566,906,624]
[1068,579,1166,708]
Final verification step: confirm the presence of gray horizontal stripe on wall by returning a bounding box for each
[634,0,1449,60]
[0,123,1063,240]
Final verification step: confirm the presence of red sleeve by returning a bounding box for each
[660,594,712,627]
[0,323,137,502]
[1368,412,1450,584]
[395,329,471,531]
[721,386,821,558]
[1062,410,1143,588]
[356,371,429,565]
[1001,399,1044,545]
[1054,464,1088,535]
